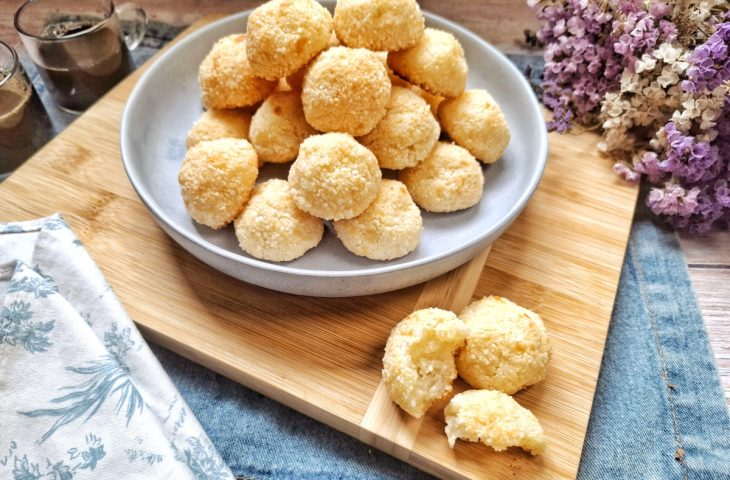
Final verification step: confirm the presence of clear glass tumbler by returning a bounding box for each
[0,40,53,180]
[14,0,147,113]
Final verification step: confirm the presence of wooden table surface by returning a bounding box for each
[1,0,727,408]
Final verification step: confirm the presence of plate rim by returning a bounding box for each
[120,6,548,279]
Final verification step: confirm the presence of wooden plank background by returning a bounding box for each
[679,232,730,404]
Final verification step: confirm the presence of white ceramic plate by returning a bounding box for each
[120,2,548,297]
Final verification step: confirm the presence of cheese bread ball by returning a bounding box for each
[288,133,381,220]
[358,87,440,170]
[186,109,252,149]
[414,85,444,117]
[333,180,422,260]
[234,179,324,262]
[399,142,484,212]
[198,34,277,109]
[274,78,292,92]
[333,0,424,51]
[389,72,444,116]
[285,66,308,92]
[383,308,467,418]
[387,28,467,98]
[285,32,341,91]
[178,139,258,229]
[246,0,333,80]
[249,91,317,164]
[457,296,551,395]
[302,47,390,136]
[444,390,546,455]
[439,90,511,164]
[388,70,411,88]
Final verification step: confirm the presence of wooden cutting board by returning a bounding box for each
[0,16,638,479]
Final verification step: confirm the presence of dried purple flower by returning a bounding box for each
[530,1,730,233]
[683,23,730,92]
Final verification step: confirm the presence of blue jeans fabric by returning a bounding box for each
[151,192,730,479]
[577,194,730,479]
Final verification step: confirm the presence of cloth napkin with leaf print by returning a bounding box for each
[0,214,234,480]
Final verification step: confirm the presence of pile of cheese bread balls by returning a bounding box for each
[383,296,551,455]
[178,0,510,263]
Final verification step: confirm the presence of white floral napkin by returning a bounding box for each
[0,214,234,480]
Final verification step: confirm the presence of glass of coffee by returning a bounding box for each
[0,40,53,180]
[14,0,147,113]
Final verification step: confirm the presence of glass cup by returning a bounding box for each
[14,0,147,113]
[0,40,53,180]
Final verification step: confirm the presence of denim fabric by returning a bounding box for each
[577,193,730,480]
[151,343,429,480]
[152,189,730,479]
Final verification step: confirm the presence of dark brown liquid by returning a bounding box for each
[60,26,92,36]
[35,19,134,112]
[0,76,53,178]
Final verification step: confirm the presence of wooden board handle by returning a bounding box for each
[359,246,492,460]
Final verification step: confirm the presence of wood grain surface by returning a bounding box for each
[679,232,730,405]
[3,0,724,409]
[360,247,492,461]
[0,13,640,477]
[0,0,540,55]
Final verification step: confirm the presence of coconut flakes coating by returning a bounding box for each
[234,179,324,262]
[285,66,308,92]
[285,32,341,91]
[399,141,484,213]
[358,86,440,170]
[246,0,333,80]
[439,89,511,164]
[389,72,444,115]
[457,296,551,395]
[302,46,390,136]
[444,390,547,455]
[387,28,467,98]
[414,85,444,117]
[178,138,258,229]
[333,0,424,51]
[334,180,422,260]
[186,109,252,149]
[383,308,467,418]
[249,91,317,164]
[198,34,276,109]
[288,132,381,220]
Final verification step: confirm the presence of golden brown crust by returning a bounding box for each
[178,138,259,229]
[249,91,317,164]
[387,28,467,98]
[286,31,342,91]
[399,141,484,212]
[333,0,424,51]
[439,89,511,164]
[333,180,422,260]
[288,133,382,220]
[302,47,390,136]
[186,109,252,149]
[285,64,308,92]
[198,34,277,109]
[246,0,333,80]
[234,179,324,262]
[358,86,440,170]
[456,296,551,394]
